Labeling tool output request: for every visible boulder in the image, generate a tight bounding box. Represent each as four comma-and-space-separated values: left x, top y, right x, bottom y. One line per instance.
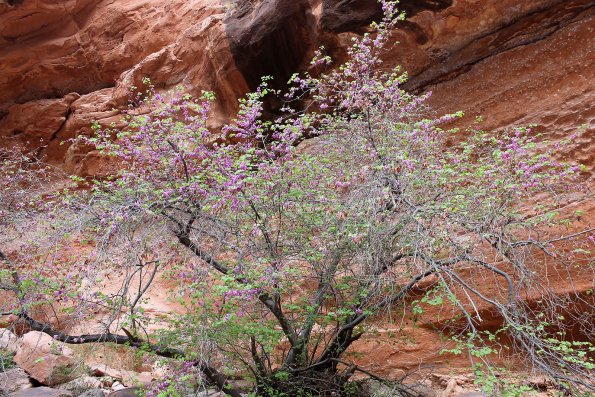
0, 367, 32, 394
13, 331, 77, 386
95, 377, 115, 388
89, 365, 153, 387
120, 371, 153, 387
106, 387, 141, 397
0, 329, 18, 353
109, 382, 125, 392
525, 375, 551, 390
89, 365, 122, 380
57, 376, 102, 395
78, 390, 106, 397
9, 387, 72, 397
359, 379, 404, 397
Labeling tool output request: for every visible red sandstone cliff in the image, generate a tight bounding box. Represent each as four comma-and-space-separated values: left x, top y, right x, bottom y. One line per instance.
1, 0, 593, 176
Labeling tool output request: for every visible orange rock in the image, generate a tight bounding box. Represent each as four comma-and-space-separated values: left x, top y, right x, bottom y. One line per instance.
0, 94, 80, 152
13, 331, 77, 386
89, 364, 123, 380
6, 0, 592, 177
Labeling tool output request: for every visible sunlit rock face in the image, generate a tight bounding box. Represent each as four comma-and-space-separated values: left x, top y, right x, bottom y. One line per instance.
0, 0, 593, 375
1, 0, 592, 176
0, 0, 244, 173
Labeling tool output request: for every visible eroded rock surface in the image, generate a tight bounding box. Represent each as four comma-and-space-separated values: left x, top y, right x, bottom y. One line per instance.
0, 0, 243, 172
3, 0, 591, 176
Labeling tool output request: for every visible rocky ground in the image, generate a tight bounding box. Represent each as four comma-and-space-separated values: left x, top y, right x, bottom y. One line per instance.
0, 328, 567, 396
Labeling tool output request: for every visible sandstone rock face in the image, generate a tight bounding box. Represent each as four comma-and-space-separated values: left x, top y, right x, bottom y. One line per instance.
1, 0, 592, 178
13, 331, 76, 386
225, 0, 314, 91
0, 94, 80, 152
0, 0, 244, 173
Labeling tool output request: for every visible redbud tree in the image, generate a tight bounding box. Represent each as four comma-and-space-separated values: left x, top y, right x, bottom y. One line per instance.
1, 1, 594, 396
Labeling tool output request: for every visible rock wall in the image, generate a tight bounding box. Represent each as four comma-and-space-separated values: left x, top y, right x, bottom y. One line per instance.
0, 0, 244, 174
1, 0, 593, 176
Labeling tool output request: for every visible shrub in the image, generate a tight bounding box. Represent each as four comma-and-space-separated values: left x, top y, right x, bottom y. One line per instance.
1, 1, 593, 395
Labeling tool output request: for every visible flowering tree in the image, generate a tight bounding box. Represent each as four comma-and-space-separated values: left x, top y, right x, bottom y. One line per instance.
2, 2, 594, 396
